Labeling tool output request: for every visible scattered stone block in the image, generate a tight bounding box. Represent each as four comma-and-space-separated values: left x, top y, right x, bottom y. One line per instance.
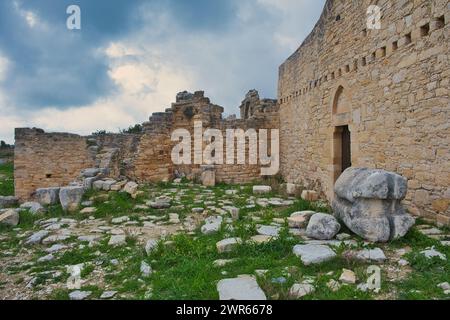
289, 283, 315, 298
306, 213, 341, 240
216, 238, 242, 253
253, 186, 272, 194
0, 209, 19, 226
123, 181, 139, 196
217, 276, 267, 300
59, 186, 84, 212
108, 235, 126, 246
339, 269, 356, 284
69, 290, 91, 301
201, 216, 223, 235
333, 168, 414, 242
257, 225, 281, 237
293, 244, 337, 265
35, 187, 60, 205
0, 196, 18, 208
355, 248, 387, 263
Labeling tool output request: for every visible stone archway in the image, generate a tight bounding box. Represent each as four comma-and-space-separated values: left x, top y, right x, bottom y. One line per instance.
331, 84, 353, 183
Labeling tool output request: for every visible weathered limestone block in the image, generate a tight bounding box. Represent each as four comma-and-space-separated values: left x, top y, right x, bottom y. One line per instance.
20, 202, 46, 214
0, 196, 18, 208
306, 213, 341, 240
35, 187, 60, 205
201, 165, 216, 187
123, 181, 138, 196
59, 186, 84, 212
286, 183, 298, 195
217, 276, 267, 300
81, 168, 100, 178
0, 209, 19, 226
332, 168, 414, 242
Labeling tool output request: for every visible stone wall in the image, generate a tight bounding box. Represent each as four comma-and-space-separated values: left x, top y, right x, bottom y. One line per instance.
14, 90, 280, 199
14, 128, 96, 200
278, 0, 449, 225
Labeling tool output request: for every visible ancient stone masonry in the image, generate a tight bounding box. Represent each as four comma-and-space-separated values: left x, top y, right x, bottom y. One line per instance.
278, 0, 450, 225
14, 90, 279, 200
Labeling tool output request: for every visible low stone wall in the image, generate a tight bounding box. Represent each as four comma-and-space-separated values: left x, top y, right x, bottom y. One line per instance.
14, 128, 96, 200
14, 90, 281, 200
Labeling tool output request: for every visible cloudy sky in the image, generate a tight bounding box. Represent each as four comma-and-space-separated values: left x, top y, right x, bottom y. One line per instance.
0, 0, 326, 144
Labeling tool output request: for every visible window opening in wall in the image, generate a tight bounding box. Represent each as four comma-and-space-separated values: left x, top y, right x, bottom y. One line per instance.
420, 23, 430, 37
435, 15, 445, 29
404, 32, 412, 45
392, 41, 398, 51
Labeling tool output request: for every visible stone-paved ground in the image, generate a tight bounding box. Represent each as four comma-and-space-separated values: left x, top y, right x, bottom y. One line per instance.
0, 172, 449, 300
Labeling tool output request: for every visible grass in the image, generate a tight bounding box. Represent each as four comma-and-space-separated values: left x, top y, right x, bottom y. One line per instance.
0, 162, 14, 196
1, 163, 449, 300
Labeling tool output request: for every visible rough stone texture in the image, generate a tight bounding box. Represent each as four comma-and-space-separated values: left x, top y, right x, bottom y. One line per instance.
201, 165, 216, 187
293, 244, 336, 265
14, 90, 279, 200
289, 283, 315, 298
0, 196, 18, 208
123, 181, 138, 196
288, 214, 309, 229
253, 186, 272, 194
0, 209, 19, 226
69, 291, 91, 301
278, 0, 450, 226
59, 187, 84, 212
35, 187, 60, 205
355, 248, 387, 263
333, 168, 415, 242
20, 202, 46, 215
217, 276, 267, 300
306, 213, 341, 240
257, 225, 281, 237
216, 238, 242, 253
201, 216, 223, 235
14, 129, 96, 200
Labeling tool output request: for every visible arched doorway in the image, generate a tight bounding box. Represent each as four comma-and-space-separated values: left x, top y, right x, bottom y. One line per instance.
332, 85, 352, 182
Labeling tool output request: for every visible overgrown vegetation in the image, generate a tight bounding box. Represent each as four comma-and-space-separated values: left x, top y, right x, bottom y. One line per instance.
0, 165, 448, 300
0, 162, 14, 196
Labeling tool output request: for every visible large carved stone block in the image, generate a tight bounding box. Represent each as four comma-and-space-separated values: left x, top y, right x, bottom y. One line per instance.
332, 168, 415, 242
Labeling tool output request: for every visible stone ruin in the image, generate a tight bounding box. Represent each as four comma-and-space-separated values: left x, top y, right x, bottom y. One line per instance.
333, 168, 415, 242
12, 90, 279, 203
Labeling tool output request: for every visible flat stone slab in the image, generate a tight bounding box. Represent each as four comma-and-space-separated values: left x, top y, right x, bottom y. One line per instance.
108, 235, 126, 246
253, 186, 272, 194
69, 290, 91, 300
293, 244, 337, 265
217, 276, 267, 300
201, 216, 223, 235
100, 291, 118, 299
257, 225, 281, 237
355, 248, 387, 263
250, 235, 273, 244
26, 230, 50, 245
216, 238, 242, 253
289, 283, 315, 298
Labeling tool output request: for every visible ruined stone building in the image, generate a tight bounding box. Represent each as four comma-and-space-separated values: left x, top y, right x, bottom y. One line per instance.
13, 0, 449, 226
278, 0, 449, 225
14, 90, 279, 200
